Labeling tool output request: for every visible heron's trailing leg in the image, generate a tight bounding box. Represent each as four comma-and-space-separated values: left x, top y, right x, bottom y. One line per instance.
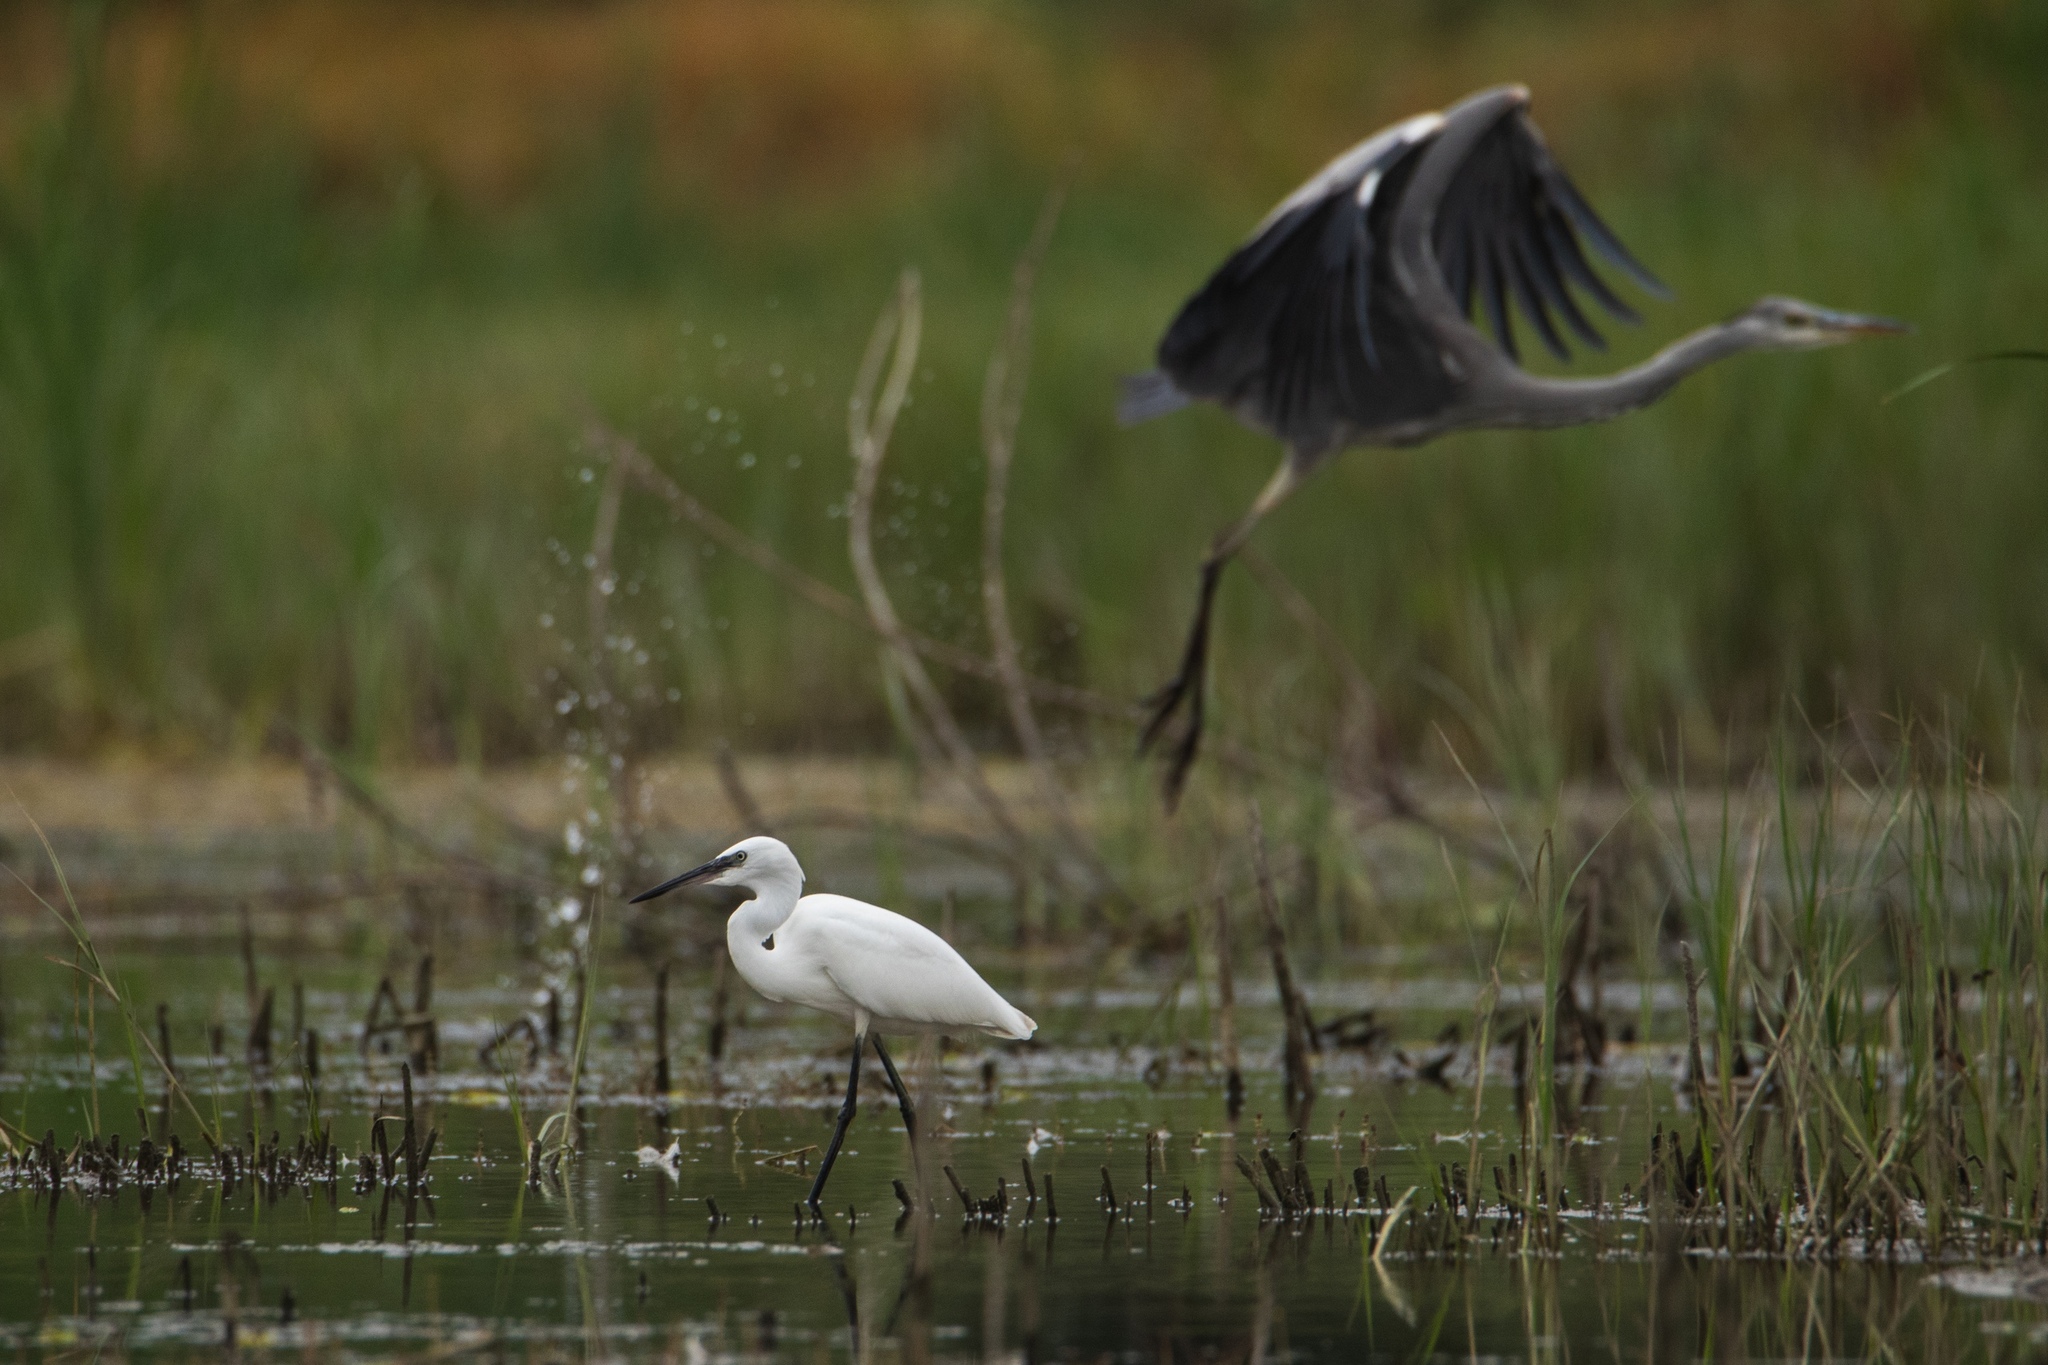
1139, 460, 1303, 807
808, 1029, 866, 1210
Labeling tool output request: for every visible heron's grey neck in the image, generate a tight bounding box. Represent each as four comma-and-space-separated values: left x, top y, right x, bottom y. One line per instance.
727, 871, 803, 939
1473, 322, 1757, 429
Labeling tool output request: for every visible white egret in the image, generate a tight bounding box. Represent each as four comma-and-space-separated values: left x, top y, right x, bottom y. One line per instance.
630, 835, 1037, 1210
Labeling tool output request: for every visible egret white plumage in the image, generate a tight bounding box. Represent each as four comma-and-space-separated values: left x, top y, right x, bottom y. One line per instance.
630, 835, 1036, 1210
1123, 84, 1908, 806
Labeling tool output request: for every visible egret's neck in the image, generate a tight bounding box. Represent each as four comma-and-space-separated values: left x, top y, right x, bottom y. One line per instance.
725, 869, 803, 942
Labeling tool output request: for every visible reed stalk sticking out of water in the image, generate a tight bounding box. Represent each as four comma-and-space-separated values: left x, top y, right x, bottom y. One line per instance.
5, 802, 221, 1148
537, 891, 603, 1162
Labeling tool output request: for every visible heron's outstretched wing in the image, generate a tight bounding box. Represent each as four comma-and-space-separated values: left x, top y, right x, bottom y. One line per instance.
1430, 107, 1667, 365
791, 895, 1035, 1039
1143, 114, 1455, 456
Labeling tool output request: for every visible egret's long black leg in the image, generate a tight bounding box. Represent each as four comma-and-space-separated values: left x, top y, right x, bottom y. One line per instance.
808, 1031, 865, 1210
870, 1035, 919, 1152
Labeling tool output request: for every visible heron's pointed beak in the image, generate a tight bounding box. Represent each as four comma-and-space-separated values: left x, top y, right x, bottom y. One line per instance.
1819, 307, 1912, 337
630, 850, 745, 904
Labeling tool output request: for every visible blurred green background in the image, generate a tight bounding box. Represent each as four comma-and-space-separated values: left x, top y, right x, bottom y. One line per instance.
1, 0, 2043, 786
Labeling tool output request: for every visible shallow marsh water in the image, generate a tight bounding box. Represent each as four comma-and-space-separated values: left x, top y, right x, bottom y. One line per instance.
2, 857, 2046, 1361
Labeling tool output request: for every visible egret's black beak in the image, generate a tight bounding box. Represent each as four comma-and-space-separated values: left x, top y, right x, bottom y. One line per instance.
630, 851, 745, 904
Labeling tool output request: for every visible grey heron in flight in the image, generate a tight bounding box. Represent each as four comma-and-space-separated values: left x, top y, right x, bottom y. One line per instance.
1122, 85, 1905, 806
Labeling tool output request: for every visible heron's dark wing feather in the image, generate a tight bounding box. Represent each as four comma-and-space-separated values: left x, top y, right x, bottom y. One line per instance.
1153, 122, 1458, 455
1432, 109, 1663, 363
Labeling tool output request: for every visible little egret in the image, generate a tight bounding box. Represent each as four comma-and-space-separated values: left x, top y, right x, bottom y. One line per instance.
1121, 84, 1907, 805
630, 835, 1036, 1210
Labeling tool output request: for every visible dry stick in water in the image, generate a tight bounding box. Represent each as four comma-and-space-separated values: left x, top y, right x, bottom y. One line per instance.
1251, 804, 1315, 1124
944, 1165, 974, 1213
652, 963, 671, 1098
248, 988, 274, 1071
411, 955, 438, 1074
1680, 942, 1710, 1119
706, 951, 729, 1066
845, 272, 1037, 883
977, 183, 1119, 906
401, 1061, 419, 1193
1214, 892, 1244, 1120
239, 904, 259, 1016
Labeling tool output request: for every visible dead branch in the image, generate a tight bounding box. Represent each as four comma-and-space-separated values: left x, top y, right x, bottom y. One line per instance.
980, 186, 1067, 775
979, 185, 1122, 903
845, 270, 1038, 884
1251, 801, 1316, 1124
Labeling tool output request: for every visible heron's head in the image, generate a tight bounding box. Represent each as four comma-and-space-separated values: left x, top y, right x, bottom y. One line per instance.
1735, 296, 1910, 350
629, 835, 803, 903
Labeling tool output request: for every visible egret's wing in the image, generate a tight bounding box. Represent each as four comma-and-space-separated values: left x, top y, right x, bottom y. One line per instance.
793, 896, 1031, 1039
1430, 108, 1666, 365
1152, 115, 1453, 455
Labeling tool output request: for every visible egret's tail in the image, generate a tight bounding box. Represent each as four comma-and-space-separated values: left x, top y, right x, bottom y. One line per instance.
985, 1007, 1037, 1042
1117, 369, 1190, 426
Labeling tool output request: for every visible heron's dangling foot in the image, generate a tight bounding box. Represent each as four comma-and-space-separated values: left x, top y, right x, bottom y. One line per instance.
1139, 559, 1225, 810
807, 1032, 866, 1210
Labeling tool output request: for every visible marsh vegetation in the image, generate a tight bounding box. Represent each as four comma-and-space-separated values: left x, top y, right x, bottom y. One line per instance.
4, 1, 2048, 1358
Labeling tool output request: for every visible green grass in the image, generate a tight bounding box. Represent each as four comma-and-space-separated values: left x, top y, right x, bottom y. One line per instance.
0, 1, 2045, 786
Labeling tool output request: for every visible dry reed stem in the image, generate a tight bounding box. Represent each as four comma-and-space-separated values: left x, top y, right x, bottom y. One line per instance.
5, 805, 222, 1146
978, 183, 1121, 904
1212, 891, 1242, 1118
846, 271, 1036, 883
1250, 802, 1314, 1123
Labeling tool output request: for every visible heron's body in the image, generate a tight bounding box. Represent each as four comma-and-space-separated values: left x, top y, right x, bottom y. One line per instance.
632, 835, 1034, 1210
1124, 85, 1906, 804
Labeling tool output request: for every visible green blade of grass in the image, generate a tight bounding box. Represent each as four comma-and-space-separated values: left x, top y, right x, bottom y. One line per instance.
1881, 349, 2048, 404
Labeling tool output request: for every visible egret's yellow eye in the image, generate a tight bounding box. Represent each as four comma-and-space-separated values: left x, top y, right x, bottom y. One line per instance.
733, 851, 747, 864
